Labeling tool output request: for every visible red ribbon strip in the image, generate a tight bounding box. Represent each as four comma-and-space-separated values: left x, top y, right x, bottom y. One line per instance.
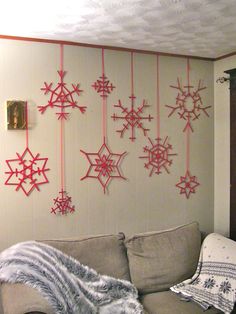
102, 48, 107, 142
156, 55, 160, 138
186, 58, 190, 171
25, 101, 29, 148
60, 44, 65, 190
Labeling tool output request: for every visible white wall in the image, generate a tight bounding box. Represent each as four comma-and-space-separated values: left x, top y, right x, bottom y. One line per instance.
0, 39, 214, 250
214, 55, 236, 236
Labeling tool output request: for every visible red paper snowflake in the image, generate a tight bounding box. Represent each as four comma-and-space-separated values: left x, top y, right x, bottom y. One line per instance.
38, 70, 86, 120
51, 189, 75, 215
140, 137, 177, 176
176, 170, 200, 198
81, 141, 126, 193
92, 73, 115, 98
166, 79, 211, 132
5, 147, 49, 196
111, 94, 153, 141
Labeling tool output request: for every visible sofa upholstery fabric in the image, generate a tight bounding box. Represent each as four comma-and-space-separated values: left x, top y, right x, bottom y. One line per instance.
140, 291, 222, 314
125, 222, 201, 294
1, 283, 54, 314
0, 224, 225, 314
0, 241, 142, 314
42, 232, 130, 281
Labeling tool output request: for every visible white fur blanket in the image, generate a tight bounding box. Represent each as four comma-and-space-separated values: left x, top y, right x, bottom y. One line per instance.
0, 241, 143, 314
171, 233, 236, 314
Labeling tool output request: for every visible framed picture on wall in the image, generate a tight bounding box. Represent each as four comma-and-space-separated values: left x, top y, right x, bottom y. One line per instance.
7, 100, 26, 130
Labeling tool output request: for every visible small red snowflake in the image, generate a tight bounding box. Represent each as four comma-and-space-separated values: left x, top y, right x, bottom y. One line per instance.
111, 94, 153, 141
176, 170, 200, 198
38, 70, 86, 120
5, 147, 49, 196
166, 78, 211, 132
81, 141, 126, 193
92, 73, 115, 98
51, 189, 75, 215
140, 137, 177, 176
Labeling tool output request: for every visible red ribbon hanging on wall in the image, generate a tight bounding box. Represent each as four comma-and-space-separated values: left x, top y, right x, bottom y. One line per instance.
81, 48, 126, 193
51, 44, 75, 215
139, 55, 177, 176
111, 51, 153, 141
175, 58, 200, 198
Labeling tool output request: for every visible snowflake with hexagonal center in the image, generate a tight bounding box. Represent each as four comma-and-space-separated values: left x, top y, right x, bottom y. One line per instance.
111, 94, 153, 141
5, 147, 49, 196
38, 70, 86, 120
140, 137, 177, 176
81, 142, 126, 193
166, 78, 211, 132
92, 73, 115, 98
176, 170, 200, 198
95, 154, 113, 176
51, 189, 75, 215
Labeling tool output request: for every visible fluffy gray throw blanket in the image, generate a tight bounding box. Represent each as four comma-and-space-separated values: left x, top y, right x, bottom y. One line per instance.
171, 233, 236, 314
0, 241, 143, 314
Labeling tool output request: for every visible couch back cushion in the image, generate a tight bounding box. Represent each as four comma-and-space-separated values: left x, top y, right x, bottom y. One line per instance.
41, 233, 130, 281
125, 222, 201, 294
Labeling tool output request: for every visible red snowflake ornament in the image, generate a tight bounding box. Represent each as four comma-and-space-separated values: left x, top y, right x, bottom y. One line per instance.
92, 73, 115, 98
140, 137, 177, 176
38, 70, 86, 120
51, 189, 75, 215
111, 95, 153, 141
176, 170, 200, 199
5, 147, 49, 196
81, 141, 126, 193
166, 78, 211, 132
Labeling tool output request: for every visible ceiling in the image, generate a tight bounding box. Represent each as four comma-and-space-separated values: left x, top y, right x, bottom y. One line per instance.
1, 0, 236, 58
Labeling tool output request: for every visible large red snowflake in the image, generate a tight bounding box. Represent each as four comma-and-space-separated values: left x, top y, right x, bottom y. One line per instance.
5, 147, 49, 196
81, 141, 126, 193
38, 70, 86, 120
176, 170, 200, 198
111, 94, 153, 141
51, 189, 75, 215
140, 137, 177, 176
166, 79, 211, 132
92, 73, 115, 98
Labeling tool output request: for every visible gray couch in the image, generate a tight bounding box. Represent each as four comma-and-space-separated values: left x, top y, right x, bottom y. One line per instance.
0, 222, 226, 314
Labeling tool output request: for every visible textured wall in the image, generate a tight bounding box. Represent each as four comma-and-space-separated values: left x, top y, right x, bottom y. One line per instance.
0, 39, 214, 250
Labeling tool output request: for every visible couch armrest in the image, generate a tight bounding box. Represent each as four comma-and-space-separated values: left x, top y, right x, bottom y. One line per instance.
1, 283, 54, 314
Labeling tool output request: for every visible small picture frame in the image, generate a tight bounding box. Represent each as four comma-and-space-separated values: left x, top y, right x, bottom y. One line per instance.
7, 100, 26, 130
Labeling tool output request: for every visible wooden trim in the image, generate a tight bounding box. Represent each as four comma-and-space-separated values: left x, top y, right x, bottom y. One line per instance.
229, 70, 236, 240
0, 34, 214, 61
215, 51, 236, 61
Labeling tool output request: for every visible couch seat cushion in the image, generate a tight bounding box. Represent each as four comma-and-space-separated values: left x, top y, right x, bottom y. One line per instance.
41, 233, 130, 281
140, 291, 222, 314
125, 222, 201, 294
